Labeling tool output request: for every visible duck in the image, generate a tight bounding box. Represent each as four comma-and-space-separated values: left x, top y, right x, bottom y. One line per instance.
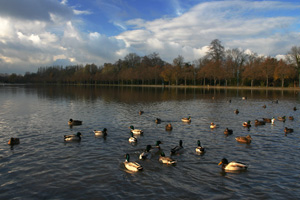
159, 151, 177, 165
289, 116, 294, 120
255, 119, 265, 126
284, 127, 294, 133
139, 110, 144, 115
165, 123, 173, 131
234, 109, 239, 114
235, 135, 252, 144
195, 140, 205, 154
171, 140, 184, 155
64, 132, 82, 142
263, 105, 266, 108
293, 107, 297, 111
128, 132, 137, 143
93, 128, 107, 137
155, 118, 162, 124
8, 137, 20, 145
68, 119, 82, 126
218, 158, 248, 172
224, 128, 233, 135
210, 122, 218, 129
243, 121, 251, 127
150, 141, 162, 154
124, 154, 143, 172
277, 116, 286, 122
181, 116, 191, 123
272, 99, 278, 103
242, 97, 247, 100
263, 118, 271, 123
271, 117, 275, 124
129, 125, 143, 134
139, 145, 152, 160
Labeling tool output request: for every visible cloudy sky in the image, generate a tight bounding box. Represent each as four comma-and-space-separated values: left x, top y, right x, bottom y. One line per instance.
0, 0, 300, 74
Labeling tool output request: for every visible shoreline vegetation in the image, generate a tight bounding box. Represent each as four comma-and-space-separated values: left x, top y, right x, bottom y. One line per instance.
2, 83, 300, 91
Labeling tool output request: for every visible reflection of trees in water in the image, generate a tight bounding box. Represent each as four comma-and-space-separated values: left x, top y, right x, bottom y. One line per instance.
32, 85, 299, 103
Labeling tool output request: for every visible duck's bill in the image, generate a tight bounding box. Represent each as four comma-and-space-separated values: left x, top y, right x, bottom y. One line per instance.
218, 161, 222, 165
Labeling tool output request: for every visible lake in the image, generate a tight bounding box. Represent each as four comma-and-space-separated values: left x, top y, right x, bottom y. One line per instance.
0, 85, 299, 199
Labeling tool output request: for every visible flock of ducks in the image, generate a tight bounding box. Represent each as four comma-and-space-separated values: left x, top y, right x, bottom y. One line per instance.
7, 100, 297, 174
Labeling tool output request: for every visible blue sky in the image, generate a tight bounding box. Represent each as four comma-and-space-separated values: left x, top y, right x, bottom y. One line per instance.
0, 0, 300, 74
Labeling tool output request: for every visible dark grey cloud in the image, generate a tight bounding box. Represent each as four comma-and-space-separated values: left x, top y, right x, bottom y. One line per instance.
0, 0, 73, 21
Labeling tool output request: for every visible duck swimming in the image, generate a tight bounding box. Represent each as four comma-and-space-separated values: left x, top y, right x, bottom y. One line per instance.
159, 152, 177, 165
224, 128, 233, 135
150, 141, 162, 154
165, 123, 173, 131
139, 145, 152, 160
210, 122, 218, 129
128, 132, 137, 143
195, 140, 205, 154
64, 132, 82, 142
93, 128, 107, 137
277, 116, 286, 122
181, 116, 191, 123
8, 137, 20, 145
218, 158, 248, 172
234, 109, 239, 114
124, 154, 143, 172
171, 140, 184, 155
129, 125, 143, 135
255, 119, 265, 126
155, 118, 162, 124
243, 121, 251, 127
284, 127, 294, 133
68, 119, 82, 126
235, 135, 252, 144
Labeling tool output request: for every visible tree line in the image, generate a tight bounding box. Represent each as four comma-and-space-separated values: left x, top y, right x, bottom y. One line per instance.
1, 39, 300, 87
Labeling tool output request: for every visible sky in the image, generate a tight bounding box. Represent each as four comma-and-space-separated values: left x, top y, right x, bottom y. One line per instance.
0, 0, 300, 74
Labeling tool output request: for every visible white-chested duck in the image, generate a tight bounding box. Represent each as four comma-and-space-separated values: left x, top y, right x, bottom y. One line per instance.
195, 140, 205, 154
64, 132, 82, 142
124, 154, 143, 172
139, 145, 152, 160
159, 151, 177, 165
181, 116, 191, 123
218, 158, 248, 172
128, 132, 137, 143
129, 125, 143, 135
93, 128, 107, 137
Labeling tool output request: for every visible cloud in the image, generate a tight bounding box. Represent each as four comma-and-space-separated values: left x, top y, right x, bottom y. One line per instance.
1, 0, 300, 74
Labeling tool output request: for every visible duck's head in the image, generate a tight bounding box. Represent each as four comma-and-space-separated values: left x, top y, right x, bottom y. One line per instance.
156, 141, 162, 146
211, 122, 214, 125
218, 158, 229, 166
103, 128, 107, 132
125, 154, 130, 161
179, 140, 183, 147
197, 140, 201, 146
247, 120, 251, 124
129, 125, 134, 130
76, 132, 82, 136
246, 135, 252, 140
69, 119, 73, 122
146, 145, 152, 152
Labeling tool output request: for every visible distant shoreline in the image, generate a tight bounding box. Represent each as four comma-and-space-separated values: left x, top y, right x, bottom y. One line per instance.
2, 83, 300, 91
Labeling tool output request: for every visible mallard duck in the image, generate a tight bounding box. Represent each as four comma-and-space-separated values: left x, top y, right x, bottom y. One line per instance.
255, 119, 265, 126
263, 118, 271, 123
195, 140, 205, 154
263, 105, 266, 108
128, 132, 137, 143
64, 132, 82, 141
68, 119, 82, 126
129, 125, 143, 134
181, 116, 191, 123
293, 107, 297, 111
159, 152, 177, 165
224, 128, 233, 135
171, 140, 184, 155
243, 121, 251, 127
93, 128, 107, 137
139, 145, 152, 160
124, 154, 143, 172
218, 158, 248, 172
155, 118, 162, 124
242, 97, 247, 100
165, 123, 173, 131
234, 109, 239, 114
139, 110, 144, 115
284, 127, 294, 133
210, 122, 218, 129
150, 141, 162, 154
277, 116, 286, 122
289, 116, 294, 120
8, 137, 20, 145
235, 135, 252, 144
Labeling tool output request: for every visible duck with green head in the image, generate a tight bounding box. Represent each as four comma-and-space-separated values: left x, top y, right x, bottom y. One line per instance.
124, 154, 143, 172
159, 151, 177, 165
218, 158, 248, 172
129, 125, 143, 135
128, 132, 137, 143
195, 140, 205, 154
139, 145, 152, 160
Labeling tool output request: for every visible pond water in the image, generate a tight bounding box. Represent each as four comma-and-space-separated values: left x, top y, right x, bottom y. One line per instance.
0, 85, 299, 199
